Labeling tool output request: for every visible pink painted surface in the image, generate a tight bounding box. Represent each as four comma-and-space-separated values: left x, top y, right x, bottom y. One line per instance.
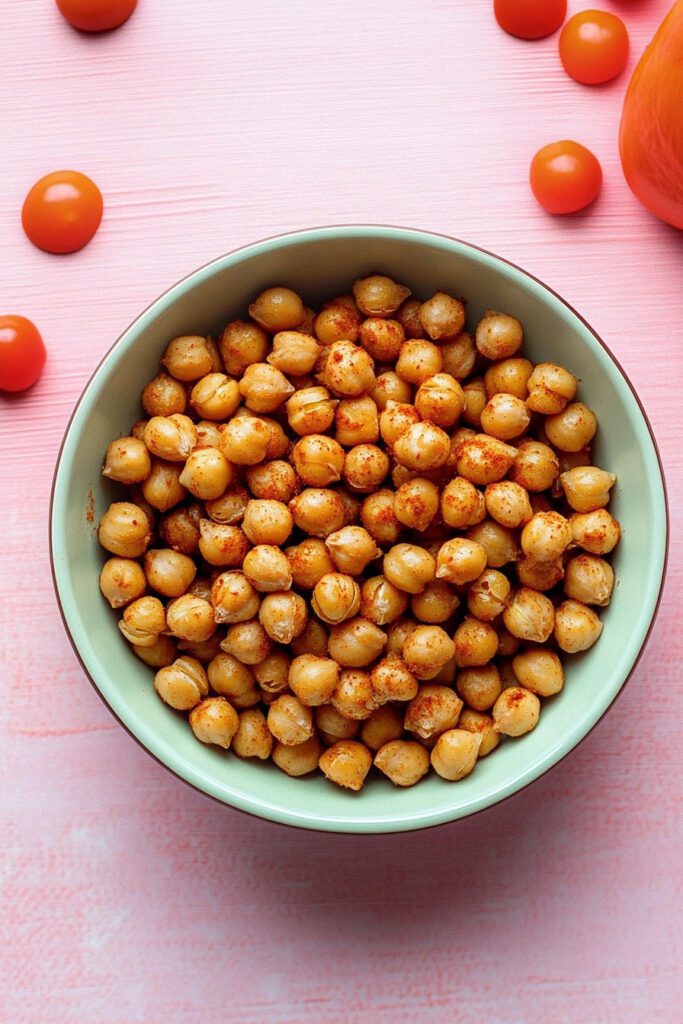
1, 1, 681, 1021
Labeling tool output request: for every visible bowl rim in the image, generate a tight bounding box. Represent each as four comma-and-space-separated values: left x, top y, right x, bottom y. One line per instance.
49, 224, 669, 834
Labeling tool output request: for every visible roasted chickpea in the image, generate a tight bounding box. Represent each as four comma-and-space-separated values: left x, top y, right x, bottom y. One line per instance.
405, 685, 463, 741
143, 548, 196, 597
392, 478, 438, 532
503, 588, 555, 643
267, 693, 314, 745
554, 599, 604, 652
343, 443, 390, 492
466, 520, 519, 568
141, 372, 187, 417
157, 504, 200, 555
456, 434, 517, 485
232, 708, 273, 759
519, 511, 571, 563
395, 297, 426, 338
352, 275, 411, 317
288, 434, 344, 488
360, 704, 404, 751
236, 363, 293, 414
102, 436, 151, 485
211, 571, 261, 624
456, 665, 502, 711
383, 544, 436, 595
249, 287, 304, 332
270, 735, 320, 775
252, 652, 290, 696
371, 370, 413, 410
456, 709, 499, 756
284, 654, 338, 707
359, 318, 405, 361
286, 386, 337, 436
393, 422, 451, 472
177, 631, 223, 665
291, 618, 329, 658
99, 557, 147, 609
314, 305, 360, 345
410, 580, 460, 624
133, 634, 177, 669
467, 569, 510, 621
287, 538, 335, 589
361, 489, 401, 545
560, 467, 616, 513
509, 440, 559, 492
189, 373, 240, 421
526, 362, 577, 414
242, 545, 293, 593
431, 729, 482, 780
219, 320, 269, 376
219, 415, 271, 465
312, 573, 361, 625
437, 478, 482, 532
289, 488, 346, 538
492, 686, 540, 737
374, 740, 430, 787
207, 652, 258, 706
242, 499, 293, 546
315, 705, 360, 745
178, 447, 232, 502
395, 339, 443, 385
570, 509, 621, 555
203, 488, 249, 527
323, 526, 379, 577
331, 670, 376, 720
462, 378, 487, 428
480, 393, 530, 440
166, 594, 216, 643
483, 357, 533, 399
437, 334, 474, 381
188, 697, 239, 749
544, 402, 597, 452
141, 460, 187, 512
403, 625, 456, 680
322, 341, 376, 398
98, 501, 152, 558
497, 626, 521, 658
259, 592, 308, 644
512, 649, 564, 697
418, 292, 465, 340
359, 576, 409, 627
154, 656, 208, 710
379, 401, 421, 447
319, 739, 373, 790
484, 481, 532, 529
118, 595, 166, 647
327, 616, 387, 668
516, 556, 564, 592
244, 461, 298, 504
220, 619, 272, 665
161, 335, 213, 382
476, 311, 523, 360
332, 396, 378, 447
436, 538, 487, 586
266, 331, 321, 376
453, 617, 498, 667
415, 373, 466, 428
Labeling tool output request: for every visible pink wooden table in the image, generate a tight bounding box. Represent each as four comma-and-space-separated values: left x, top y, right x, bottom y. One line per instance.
2, 2, 681, 1021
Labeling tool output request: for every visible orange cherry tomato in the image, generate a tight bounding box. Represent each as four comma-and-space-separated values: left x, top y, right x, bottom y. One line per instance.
55, 0, 137, 32
0, 317, 46, 393
560, 10, 629, 85
22, 171, 103, 255
530, 141, 603, 215
494, 0, 567, 41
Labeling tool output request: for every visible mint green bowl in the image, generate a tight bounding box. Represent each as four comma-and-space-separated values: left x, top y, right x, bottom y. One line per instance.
50, 226, 667, 833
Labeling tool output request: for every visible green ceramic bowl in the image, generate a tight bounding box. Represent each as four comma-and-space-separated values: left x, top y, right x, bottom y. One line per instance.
50, 226, 667, 833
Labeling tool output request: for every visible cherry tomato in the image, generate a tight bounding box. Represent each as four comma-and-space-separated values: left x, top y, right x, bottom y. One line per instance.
560, 11, 629, 85
530, 141, 603, 215
494, 0, 567, 41
0, 317, 46, 393
22, 171, 103, 255
55, 0, 137, 32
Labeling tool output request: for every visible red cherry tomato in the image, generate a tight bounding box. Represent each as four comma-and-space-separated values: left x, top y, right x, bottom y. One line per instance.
0, 317, 46, 393
55, 0, 137, 32
22, 171, 103, 255
530, 141, 603, 215
494, 0, 567, 40
560, 10, 629, 85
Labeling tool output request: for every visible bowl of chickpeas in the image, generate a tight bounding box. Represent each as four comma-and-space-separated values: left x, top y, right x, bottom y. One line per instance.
51, 226, 667, 832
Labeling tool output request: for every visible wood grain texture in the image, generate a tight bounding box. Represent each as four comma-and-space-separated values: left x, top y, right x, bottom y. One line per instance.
1, 1, 681, 1022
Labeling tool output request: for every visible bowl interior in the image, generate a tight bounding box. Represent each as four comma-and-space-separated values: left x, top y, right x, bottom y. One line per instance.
51, 227, 667, 833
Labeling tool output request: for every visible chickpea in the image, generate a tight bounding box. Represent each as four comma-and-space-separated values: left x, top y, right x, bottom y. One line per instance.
312, 573, 361, 625
98, 502, 152, 558
198, 522, 249, 569
207, 652, 258, 706
456, 665, 502, 711
154, 656, 209, 710
177, 631, 223, 665
142, 548, 195, 598
530, 493, 555, 515
405, 685, 463, 741
287, 538, 335, 590
343, 443, 390, 492
142, 372, 187, 417
177, 447, 231, 501
352, 274, 411, 317
267, 693, 314, 745
259, 592, 308, 644
467, 569, 510, 622
289, 488, 345, 538
395, 339, 443, 385
403, 625, 456, 680
219, 619, 272, 666
544, 402, 597, 452
431, 729, 482, 781
509, 440, 559, 492
314, 305, 360, 345
203, 488, 249, 528
457, 709, 500, 756
453, 617, 498, 667
466, 520, 519, 568
379, 401, 421, 447
253, 650, 291, 693
395, 297, 426, 338
330, 669, 376, 720
516, 556, 564, 592
219, 320, 269, 376
161, 335, 213, 382
232, 708, 273, 760
436, 538, 487, 586
333, 396, 379, 446
188, 373, 240, 421
483, 357, 532, 399
415, 374, 465, 428
248, 286, 304, 332
286, 386, 337, 436
560, 466, 616, 513
242, 545, 292, 593
337, 488, 361, 526
361, 490, 401, 545
286, 654, 340, 708
290, 614, 329, 655
327, 616, 387, 668
188, 697, 239, 749
410, 580, 460, 624
241, 499, 293, 547
99, 557, 146, 608
102, 436, 151, 486
492, 686, 540, 737
245, 461, 299, 504
393, 422, 451, 472
374, 739, 430, 787
272, 735, 322, 775
480, 393, 530, 441
503, 588, 555, 643
383, 544, 436, 595
437, 478, 483, 531
439, 332, 476, 380
554, 599, 604, 653
322, 340, 376, 398
418, 292, 466, 340
265, 331, 320, 376
497, 627, 520, 658
219, 415, 271, 465
195, 422, 226, 451
371, 370, 413, 410
360, 576, 409, 626
165, 594, 216, 643
475, 311, 523, 360
456, 433, 517, 485
141, 460, 186, 512
391, 478, 438, 533
361, 704, 405, 751
484, 481, 532, 529
525, 362, 577, 414
319, 739, 373, 790
118, 595, 165, 647
237, 362, 294, 414
158, 505, 200, 556
325, 525, 379, 576
359, 318, 405, 361
315, 705, 360, 745
570, 508, 621, 555
256, 415, 290, 460
462, 378, 487, 428
288, 434, 343, 488
511, 649, 563, 698
211, 571, 260, 624
133, 634, 177, 669
519, 511, 570, 564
